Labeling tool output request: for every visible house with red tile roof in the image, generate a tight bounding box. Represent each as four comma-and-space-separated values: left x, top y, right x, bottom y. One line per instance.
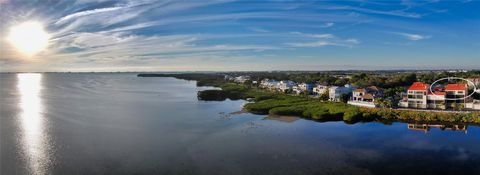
399, 82, 473, 110
402, 82, 431, 109
445, 83, 468, 108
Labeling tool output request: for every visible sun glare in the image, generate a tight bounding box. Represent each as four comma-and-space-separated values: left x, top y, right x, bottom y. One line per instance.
7, 21, 50, 56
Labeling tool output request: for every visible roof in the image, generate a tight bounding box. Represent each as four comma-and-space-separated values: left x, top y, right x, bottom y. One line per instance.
361, 93, 374, 100
408, 82, 429, 91
354, 88, 366, 93
445, 84, 467, 91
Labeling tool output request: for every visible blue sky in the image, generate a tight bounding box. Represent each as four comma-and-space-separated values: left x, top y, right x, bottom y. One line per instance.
0, 0, 479, 72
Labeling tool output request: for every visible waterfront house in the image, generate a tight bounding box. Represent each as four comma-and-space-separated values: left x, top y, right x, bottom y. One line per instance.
399, 82, 472, 110
426, 91, 446, 109
298, 83, 313, 93
313, 84, 328, 95
351, 86, 383, 102
445, 83, 468, 108
294, 83, 314, 94
399, 82, 446, 109
293, 85, 301, 94
329, 84, 354, 102
260, 79, 279, 90
348, 86, 383, 108
403, 82, 429, 108
278, 80, 297, 92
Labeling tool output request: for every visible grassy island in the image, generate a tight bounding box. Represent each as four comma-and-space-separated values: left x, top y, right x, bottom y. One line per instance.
138, 73, 480, 124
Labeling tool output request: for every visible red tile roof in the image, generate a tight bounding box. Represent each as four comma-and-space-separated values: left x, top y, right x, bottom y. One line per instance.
354, 88, 366, 93
361, 93, 374, 100
445, 84, 467, 91
408, 82, 429, 91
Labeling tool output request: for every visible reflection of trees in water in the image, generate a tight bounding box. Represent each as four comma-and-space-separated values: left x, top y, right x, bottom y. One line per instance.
407, 123, 468, 134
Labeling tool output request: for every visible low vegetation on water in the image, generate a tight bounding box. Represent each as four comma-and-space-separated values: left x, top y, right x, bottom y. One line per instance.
244, 96, 480, 123
205, 84, 480, 124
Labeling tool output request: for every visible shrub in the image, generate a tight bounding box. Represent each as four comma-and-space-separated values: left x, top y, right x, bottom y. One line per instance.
343, 108, 362, 121
269, 106, 306, 116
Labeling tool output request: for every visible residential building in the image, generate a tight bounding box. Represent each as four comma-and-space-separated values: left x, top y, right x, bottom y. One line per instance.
404, 82, 429, 109
313, 85, 328, 95
351, 86, 383, 102
260, 79, 279, 90
445, 83, 468, 108
426, 91, 446, 109
299, 83, 314, 92
329, 84, 354, 101
399, 82, 472, 110
234, 76, 250, 83
292, 85, 301, 94
348, 86, 383, 108
278, 80, 297, 92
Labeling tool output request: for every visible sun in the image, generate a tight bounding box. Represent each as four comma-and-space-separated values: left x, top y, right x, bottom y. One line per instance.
7, 21, 50, 56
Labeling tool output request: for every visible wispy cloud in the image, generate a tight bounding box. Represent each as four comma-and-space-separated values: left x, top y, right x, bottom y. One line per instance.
322, 22, 334, 28
286, 38, 359, 48
319, 5, 423, 18
390, 32, 432, 41
247, 27, 270, 33
55, 6, 124, 25
290, 32, 335, 39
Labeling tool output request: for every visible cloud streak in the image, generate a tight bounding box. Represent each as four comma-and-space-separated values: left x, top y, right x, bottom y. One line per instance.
390, 32, 432, 41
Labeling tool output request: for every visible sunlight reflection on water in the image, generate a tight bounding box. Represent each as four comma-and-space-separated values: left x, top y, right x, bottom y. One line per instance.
17, 73, 51, 174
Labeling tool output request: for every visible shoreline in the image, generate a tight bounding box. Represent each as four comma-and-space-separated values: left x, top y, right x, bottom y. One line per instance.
137, 74, 480, 125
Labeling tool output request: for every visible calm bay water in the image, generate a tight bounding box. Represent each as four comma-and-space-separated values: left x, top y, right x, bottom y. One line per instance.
1, 73, 479, 175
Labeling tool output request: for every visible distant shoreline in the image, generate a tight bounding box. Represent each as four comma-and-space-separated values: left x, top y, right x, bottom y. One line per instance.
4, 69, 480, 74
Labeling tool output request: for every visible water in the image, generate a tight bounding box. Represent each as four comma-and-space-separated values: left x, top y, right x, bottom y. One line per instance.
1, 73, 479, 175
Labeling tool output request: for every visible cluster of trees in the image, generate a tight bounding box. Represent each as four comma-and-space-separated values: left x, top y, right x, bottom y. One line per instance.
139, 70, 480, 91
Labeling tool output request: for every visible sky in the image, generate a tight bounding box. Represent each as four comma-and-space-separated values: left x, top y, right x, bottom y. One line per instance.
0, 0, 479, 72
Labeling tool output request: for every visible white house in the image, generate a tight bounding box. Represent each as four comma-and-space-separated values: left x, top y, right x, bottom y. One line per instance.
313, 85, 329, 95
293, 83, 314, 94
278, 80, 297, 92
234, 76, 250, 83
260, 79, 279, 90
299, 83, 314, 92
351, 86, 383, 102
292, 85, 301, 94
329, 84, 354, 101
399, 82, 471, 110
